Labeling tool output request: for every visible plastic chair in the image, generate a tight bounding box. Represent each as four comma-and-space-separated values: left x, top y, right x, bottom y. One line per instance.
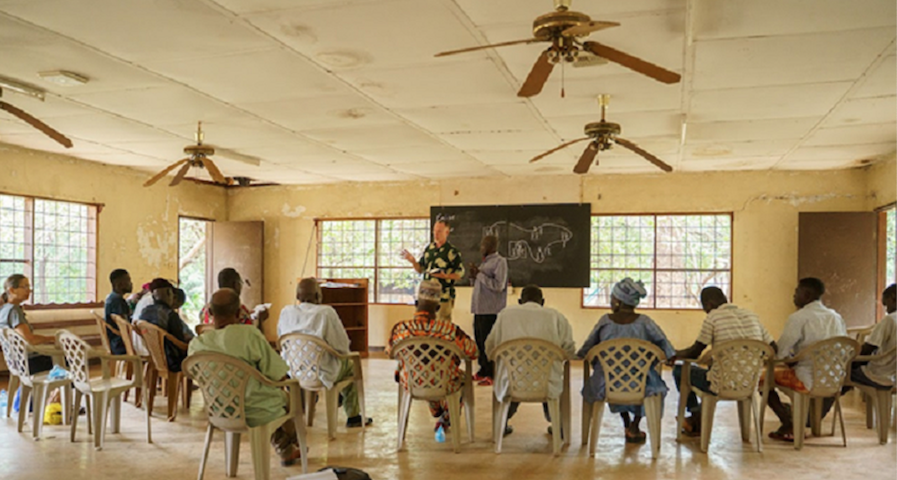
489, 338, 569, 455
761, 337, 858, 450
91, 310, 117, 355
389, 337, 474, 453
0, 328, 73, 440
278, 333, 367, 440
56, 329, 149, 449
111, 314, 152, 408
681, 340, 773, 453
183, 351, 309, 479
581, 338, 666, 459
848, 346, 896, 445
133, 320, 192, 421
195, 324, 215, 336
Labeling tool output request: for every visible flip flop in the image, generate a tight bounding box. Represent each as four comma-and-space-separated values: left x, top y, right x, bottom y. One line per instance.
625, 429, 647, 444
768, 427, 794, 443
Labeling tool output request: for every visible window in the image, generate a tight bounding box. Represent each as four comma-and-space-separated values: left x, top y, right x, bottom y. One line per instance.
0, 193, 98, 304
317, 219, 430, 303
886, 208, 896, 287
583, 214, 732, 309
178, 217, 210, 325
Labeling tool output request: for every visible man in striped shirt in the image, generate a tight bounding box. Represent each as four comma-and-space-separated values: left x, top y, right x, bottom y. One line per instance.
673, 286, 776, 435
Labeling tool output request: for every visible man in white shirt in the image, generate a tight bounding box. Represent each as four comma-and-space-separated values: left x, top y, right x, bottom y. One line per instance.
852, 284, 896, 388
277, 277, 372, 428
673, 286, 776, 435
485, 285, 575, 436
767, 277, 847, 442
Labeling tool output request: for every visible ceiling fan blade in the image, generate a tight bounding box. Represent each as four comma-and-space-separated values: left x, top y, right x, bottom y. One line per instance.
573, 143, 599, 174
583, 41, 681, 84
0, 100, 73, 148
614, 137, 673, 172
517, 50, 555, 97
561, 21, 620, 37
143, 158, 189, 187
435, 38, 541, 57
199, 157, 227, 184
529, 137, 590, 163
169, 161, 193, 186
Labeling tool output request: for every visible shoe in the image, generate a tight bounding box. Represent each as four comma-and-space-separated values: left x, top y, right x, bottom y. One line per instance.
768, 425, 794, 443
680, 415, 701, 437
477, 377, 493, 387
346, 416, 373, 428
503, 425, 514, 437
279, 448, 303, 467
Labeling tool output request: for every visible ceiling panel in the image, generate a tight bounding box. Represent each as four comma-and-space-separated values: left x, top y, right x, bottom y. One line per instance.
394, 101, 545, 134
439, 129, 558, 151
686, 118, 818, 143
852, 55, 897, 99
242, 95, 399, 132
781, 143, 896, 163
689, 82, 853, 122
353, 144, 476, 165
528, 74, 682, 118
211, 0, 380, 15
546, 110, 683, 140
821, 96, 897, 127
454, 0, 685, 27
301, 124, 442, 150
679, 157, 780, 171
684, 139, 794, 160
68, 85, 238, 126
803, 123, 897, 147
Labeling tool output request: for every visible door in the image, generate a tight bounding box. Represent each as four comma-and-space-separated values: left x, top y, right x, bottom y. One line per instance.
798, 212, 877, 328
208, 221, 264, 309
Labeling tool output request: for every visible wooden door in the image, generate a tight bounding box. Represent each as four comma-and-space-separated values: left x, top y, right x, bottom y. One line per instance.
798, 212, 877, 328
208, 221, 264, 309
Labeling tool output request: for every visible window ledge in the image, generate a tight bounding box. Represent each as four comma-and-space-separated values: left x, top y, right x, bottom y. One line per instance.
23, 302, 103, 311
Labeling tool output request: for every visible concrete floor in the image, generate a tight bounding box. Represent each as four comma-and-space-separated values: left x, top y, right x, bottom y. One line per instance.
0, 358, 895, 480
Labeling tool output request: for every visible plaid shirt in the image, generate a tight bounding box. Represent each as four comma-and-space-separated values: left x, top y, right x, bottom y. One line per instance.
386, 311, 477, 394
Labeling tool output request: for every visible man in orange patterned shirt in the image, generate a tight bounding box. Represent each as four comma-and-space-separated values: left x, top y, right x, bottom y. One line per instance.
386, 279, 477, 431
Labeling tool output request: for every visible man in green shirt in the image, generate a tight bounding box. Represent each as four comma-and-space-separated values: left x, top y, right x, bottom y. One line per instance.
403, 219, 465, 321
187, 288, 302, 466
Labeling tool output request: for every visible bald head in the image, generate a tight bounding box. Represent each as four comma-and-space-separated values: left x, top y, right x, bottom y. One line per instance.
296, 277, 322, 304
210, 288, 241, 328
700, 287, 728, 313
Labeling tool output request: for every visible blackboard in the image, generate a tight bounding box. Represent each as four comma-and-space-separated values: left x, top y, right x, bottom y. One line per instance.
430, 204, 591, 288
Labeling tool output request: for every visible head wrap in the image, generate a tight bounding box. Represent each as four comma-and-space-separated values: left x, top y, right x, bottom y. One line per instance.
148, 278, 173, 291
417, 279, 442, 303
612, 278, 647, 307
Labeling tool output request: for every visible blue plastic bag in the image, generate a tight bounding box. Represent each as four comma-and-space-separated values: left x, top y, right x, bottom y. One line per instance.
47, 365, 69, 380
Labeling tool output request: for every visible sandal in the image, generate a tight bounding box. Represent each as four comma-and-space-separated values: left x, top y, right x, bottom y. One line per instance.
768, 426, 794, 443
680, 416, 701, 437
279, 448, 303, 467
625, 427, 647, 444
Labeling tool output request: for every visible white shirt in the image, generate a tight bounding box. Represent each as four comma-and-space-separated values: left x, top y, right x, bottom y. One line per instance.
131, 294, 154, 321
277, 303, 350, 388
485, 302, 575, 400
777, 300, 847, 389
861, 312, 897, 387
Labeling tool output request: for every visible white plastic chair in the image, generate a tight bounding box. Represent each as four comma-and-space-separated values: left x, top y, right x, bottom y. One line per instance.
680, 339, 773, 453
0, 328, 72, 440
389, 337, 474, 453
761, 336, 858, 450
848, 346, 896, 445
278, 333, 366, 440
489, 338, 569, 455
56, 329, 149, 450
183, 351, 309, 479
581, 338, 666, 459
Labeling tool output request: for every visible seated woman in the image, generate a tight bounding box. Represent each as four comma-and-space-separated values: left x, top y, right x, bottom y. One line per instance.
577, 278, 675, 443
0, 274, 56, 374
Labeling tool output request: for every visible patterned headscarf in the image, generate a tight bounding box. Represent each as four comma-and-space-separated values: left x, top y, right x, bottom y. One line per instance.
612, 277, 647, 307
417, 279, 442, 303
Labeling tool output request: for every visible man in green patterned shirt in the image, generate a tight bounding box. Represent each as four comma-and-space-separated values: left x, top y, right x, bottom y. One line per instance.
403, 219, 465, 321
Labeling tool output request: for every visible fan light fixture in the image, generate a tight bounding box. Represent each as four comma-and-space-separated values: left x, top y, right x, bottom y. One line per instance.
38, 70, 89, 87
0, 75, 45, 101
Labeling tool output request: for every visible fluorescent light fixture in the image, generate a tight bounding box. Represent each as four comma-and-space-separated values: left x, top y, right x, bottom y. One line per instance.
0, 74, 45, 101
38, 70, 89, 87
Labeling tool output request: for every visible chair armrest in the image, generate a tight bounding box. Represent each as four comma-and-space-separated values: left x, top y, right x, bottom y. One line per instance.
162, 333, 190, 352
674, 357, 701, 365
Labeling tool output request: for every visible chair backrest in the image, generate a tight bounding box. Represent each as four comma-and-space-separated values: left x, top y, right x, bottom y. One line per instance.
183, 351, 261, 433
195, 324, 215, 336
111, 314, 137, 356
800, 336, 858, 397
279, 333, 340, 390
389, 336, 467, 400
490, 338, 568, 402
706, 339, 774, 399
133, 320, 171, 376
91, 310, 115, 355
584, 338, 666, 405
56, 329, 94, 388
0, 328, 30, 378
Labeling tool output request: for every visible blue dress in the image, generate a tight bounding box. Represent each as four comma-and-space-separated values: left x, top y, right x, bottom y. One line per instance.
577, 314, 675, 416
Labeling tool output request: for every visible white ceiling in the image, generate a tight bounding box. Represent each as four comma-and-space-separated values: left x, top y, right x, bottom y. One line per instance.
0, 0, 894, 184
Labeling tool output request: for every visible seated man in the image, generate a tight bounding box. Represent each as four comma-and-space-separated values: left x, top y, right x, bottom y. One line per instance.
386, 279, 477, 433
851, 284, 896, 389
277, 277, 372, 428
200, 268, 267, 327
104, 269, 133, 355
138, 278, 195, 372
188, 289, 303, 466
484, 285, 575, 436
673, 286, 776, 435
767, 277, 846, 442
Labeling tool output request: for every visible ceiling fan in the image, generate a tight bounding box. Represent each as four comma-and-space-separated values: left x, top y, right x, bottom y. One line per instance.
530, 94, 673, 174
0, 85, 73, 149
435, 0, 681, 97
144, 122, 229, 187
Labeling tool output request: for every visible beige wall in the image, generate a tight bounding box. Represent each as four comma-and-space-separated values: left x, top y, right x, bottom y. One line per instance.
228, 165, 895, 348
867, 156, 896, 210
0, 143, 228, 297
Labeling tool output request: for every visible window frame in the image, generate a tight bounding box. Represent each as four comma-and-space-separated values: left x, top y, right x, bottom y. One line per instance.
876, 203, 896, 320
1, 190, 102, 309
315, 216, 430, 305
582, 212, 735, 311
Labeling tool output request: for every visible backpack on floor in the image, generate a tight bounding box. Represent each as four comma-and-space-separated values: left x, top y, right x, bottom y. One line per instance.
317, 466, 372, 480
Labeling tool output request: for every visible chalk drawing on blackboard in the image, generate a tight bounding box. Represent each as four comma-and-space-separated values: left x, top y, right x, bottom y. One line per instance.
483, 221, 573, 264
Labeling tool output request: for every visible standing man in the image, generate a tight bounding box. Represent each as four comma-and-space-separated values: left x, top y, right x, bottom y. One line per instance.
469, 235, 508, 386
402, 219, 464, 321
104, 269, 133, 355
